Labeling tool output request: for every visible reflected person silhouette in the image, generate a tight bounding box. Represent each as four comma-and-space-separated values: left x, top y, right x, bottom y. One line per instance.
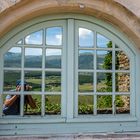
3, 80, 36, 115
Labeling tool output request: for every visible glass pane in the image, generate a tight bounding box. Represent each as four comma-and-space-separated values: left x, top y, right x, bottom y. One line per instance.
79, 28, 94, 47
115, 95, 130, 114
24, 71, 42, 91
97, 50, 112, 70
45, 72, 61, 92
45, 95, 61, 115
25, 30, 43, 45
97, 95, 112, 114
25, 48, 42, 68
78, 72, 93, 92
115, 51, 130, 70
115, 44, 119, 48
97, 34, 112, 48
46, 49, 61, 68
3, 94, 20, 115
4, 70, 21, 91
46, 27, 62, 45
78, 95, 93, 115
16, 40, 23, 44
24, 95, 41, 115
97, 73, 112, 92
4, 47, 21, 68
79, 50, 94, 69
115, 73, 130, 92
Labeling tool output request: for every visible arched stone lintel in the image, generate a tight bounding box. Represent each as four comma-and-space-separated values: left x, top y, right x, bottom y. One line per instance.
0, 0, 140, 49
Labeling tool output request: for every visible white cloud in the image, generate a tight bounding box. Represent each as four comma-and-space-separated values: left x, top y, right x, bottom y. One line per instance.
46, 49, 61, 56
79, 28, 92, 38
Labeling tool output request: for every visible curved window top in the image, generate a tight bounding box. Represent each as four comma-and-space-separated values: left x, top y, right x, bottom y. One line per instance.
0, 18, 135, 118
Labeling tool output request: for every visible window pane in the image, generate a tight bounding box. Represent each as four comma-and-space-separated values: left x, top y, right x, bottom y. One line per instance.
79, 28, 94, 47
97, 95, 112, 114
79, 50, 94, 69
16, 40, 23, 45
4, 70, 21, 91
97, 34, 112, 48
97, 50, 112, 70
24, 71, 42, 91
46, 49, 61, 68
78, 72, 93, 92
115, 95, 130, 114
3, 94, 20, 115
45, 95, 61, 115
25, 48, 42, 68
45, 72, 61, 92
4, 47, 21, 68
24, 95, 41, 115
78, 95, 93, 115
25, 30, 43, 45
115, 51, 130, 70
46, 27, 62, 45
97, 73, 112, 92
115, 73, 130, 92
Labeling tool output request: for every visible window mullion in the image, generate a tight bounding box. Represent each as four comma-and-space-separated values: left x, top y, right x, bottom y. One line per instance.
112, 42, 116, 115
0, 52, 3, 117
94, 31, 97, 115
20, 46, 24, 116
41, 28, 46, 117
66, 19, 75, 119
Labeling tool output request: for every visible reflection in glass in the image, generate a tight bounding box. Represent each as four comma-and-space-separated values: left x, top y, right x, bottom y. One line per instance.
46, 49, 61, 68
4, 70, 21, 91
25, 48, 42, 68
97, 50, 112, 70
45, 95, 61, 115
115, 51, 130, 70
3, 94, 20, 115
79, 50, 94, 69
25, 30, 43, 45
46, 27, 62, 45
24, 95, 41, 115
97, 34, 111, 48
79, 28, 94, 47
45, 72, 61, 92
78, 95, 93, 115
115, 95, 130, 114
24, 71, 42, 91
16, 40, 23, 45
97, 73, 112, 92
97, 95, 112, 114
4, 47, 21, 68
115, 73, 130, 92
78, 72, 93, 92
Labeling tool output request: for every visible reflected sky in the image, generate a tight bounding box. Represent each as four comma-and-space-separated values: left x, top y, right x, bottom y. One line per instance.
46, 27, 62, 45
25, 30, 43, 45
97, 34, 110, 48
8, 47, 21, 53
79, 28, 94, 47
46, 49, 61, 56
25, 48, 42, 56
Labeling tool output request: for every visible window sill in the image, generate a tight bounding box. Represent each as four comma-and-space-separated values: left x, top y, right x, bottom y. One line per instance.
0, 115, 66, 124
67, 115, 137, 123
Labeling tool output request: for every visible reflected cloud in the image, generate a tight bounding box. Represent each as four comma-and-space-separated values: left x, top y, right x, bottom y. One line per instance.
46, 27, 62, 45
8, 47, 21, 53
46, 49, 61, 56
79, 28, 93, 38
25, 48, 42, 56
25, 30, 43, 45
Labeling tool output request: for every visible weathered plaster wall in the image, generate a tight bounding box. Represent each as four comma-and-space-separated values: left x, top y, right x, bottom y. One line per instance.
0, 0, 140, 49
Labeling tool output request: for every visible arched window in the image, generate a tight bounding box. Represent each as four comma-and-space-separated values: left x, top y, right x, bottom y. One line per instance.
0, 16, 135, 123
